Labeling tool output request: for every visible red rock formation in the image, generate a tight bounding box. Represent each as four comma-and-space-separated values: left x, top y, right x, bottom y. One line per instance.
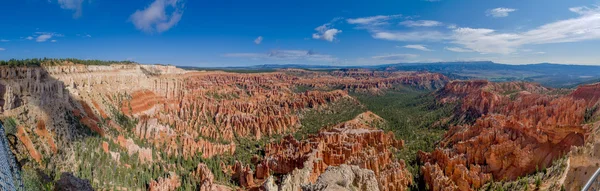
0, 64, 449, 190
571, 82, 600, 106
80, 100, 100, 122
16, 126, 42, 165
122, 90, 168, 116
132, 117, 236, 159
72, 109, 105, 136
192, 163, 215, 191
102, 141, 109, 154
91, 99, 108, 119
436, 80, 550, 120
420, 80, 590, 190
293, 71, 449, 94
149, 172, 181, 191
238, 112, 412, 191
34, 119, 57, 154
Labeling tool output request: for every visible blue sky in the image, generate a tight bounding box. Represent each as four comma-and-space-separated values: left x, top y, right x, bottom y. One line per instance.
1, 0, 600, 66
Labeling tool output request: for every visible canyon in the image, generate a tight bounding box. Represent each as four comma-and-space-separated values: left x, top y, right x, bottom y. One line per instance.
0, 61, 596, 191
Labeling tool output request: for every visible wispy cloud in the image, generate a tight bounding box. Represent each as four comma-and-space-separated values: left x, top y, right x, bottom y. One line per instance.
37, 35, 53, 42
254, 36, 263, 44
400, 20, 442, 27
570, 6, 599, 15
453, 6, 600, 54
56, 0, 84, 18
402, 44, 433, 51
0, 48, 5, 51
373, 31, 448, 42
372, 54, 419, 61
486, 8, 517, 18
223, 49, 337, 62
445, 47, 474, 52
353, 6, 600, 55
77, 34, 92, 38
348, 15, 447, 42
0, 39, 9, 42
25, 32, 62, 42
130, 0, 185, 33
347, 14, 402, 26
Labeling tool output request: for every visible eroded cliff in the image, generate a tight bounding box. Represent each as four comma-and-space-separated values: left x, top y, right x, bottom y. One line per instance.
420, 80, 591, 190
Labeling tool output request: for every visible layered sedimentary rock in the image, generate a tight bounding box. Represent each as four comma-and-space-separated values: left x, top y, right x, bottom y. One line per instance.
570, 82, 600, 106
436, 80, 550, 121
289, 69, 449, 94
236, 112, 412, 191
0, 63, 447, 190
420, 80, 590, 190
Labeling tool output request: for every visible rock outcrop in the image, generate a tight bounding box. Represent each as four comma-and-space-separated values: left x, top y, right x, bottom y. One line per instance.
54, 172, 94, 191
0, 63, 448, 190
149, 172, 181, 191
291, 70, 449, 94
420, 80, 590, 190
238, 112, 412, 191
191, 163, 232, 191
302, 164, 380, 191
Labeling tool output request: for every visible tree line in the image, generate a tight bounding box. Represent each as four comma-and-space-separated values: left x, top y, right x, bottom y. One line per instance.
0, 58, 136, 67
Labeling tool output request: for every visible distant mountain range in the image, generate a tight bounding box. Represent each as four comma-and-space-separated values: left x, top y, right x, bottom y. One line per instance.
182, 61, 600, 88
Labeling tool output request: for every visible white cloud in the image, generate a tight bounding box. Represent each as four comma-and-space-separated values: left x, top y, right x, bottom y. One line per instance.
363, 6, 600, 55
223, 50, 337, 62
451, 28, 519, 54
24, 32, 62, 42
400, 20, 442, 27
347, 15, 402, 26
56, 0, 84, 18
0, 48, 5, 51
445, 47, 474, 52
452, 6, 600, 54
312, 23, 342, 42
372, 54, 419, 61
34, 32, 63, 42
373, 31, 448, 42
130, 0, 184, 33
486, 8, 517, 18
36, 34, 53, 42
569, 6, 598, 15
254, 36, 263, 44
0, 39, 9, 42
403, 44, 433, 51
